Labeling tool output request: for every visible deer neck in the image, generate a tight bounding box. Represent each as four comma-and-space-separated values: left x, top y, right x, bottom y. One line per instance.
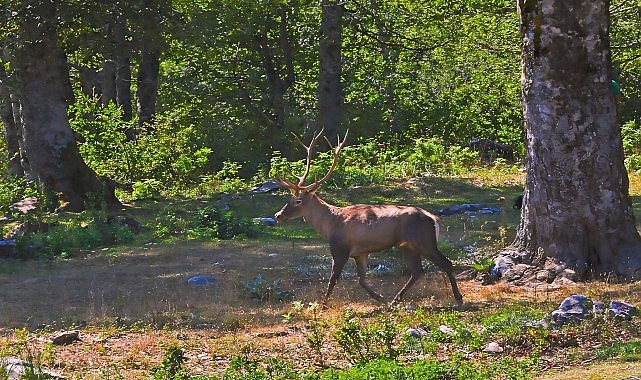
302, 193, 340, 239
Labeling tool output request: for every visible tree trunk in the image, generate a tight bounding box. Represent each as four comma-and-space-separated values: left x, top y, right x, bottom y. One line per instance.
136, 46, 160, 128
497, 0, 641, 284
101, 59, 117, 107
0, 64, 23, 177
13, 0, 120, 211
136, 4, 163, 129
318, 0, 344, 140
116, 55, 133, 122
253, 6, 296, 153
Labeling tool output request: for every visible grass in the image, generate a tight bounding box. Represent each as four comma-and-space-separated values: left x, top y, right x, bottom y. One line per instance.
0, 167, 641, 378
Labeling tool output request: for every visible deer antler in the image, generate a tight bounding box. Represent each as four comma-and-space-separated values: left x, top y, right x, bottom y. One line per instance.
294, 128, 324, 188
276, 129, 348, 193
306, 131, 348, 192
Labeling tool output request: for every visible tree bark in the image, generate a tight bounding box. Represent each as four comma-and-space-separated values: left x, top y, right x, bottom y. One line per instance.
116, 55, 133, 122
318, 0, 344, 140
0, 63, 23, 177
136, 3, 163, 129
497, 0, 641, 284
101, 59, 117, 107
12, 0, 120, 211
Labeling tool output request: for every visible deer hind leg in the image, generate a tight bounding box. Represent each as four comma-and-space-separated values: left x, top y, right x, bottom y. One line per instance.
391, 251, 423, 305
423, 247, 463, 306
354, 254, 385, 302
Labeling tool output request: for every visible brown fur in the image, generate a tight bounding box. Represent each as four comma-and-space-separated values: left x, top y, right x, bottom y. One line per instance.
275, 191, 463, 306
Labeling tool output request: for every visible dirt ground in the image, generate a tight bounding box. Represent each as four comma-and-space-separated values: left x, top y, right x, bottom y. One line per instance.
0, 240, 472, 329
0, 241, 639, 379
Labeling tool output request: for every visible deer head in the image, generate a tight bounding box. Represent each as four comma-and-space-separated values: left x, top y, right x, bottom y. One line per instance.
274, 129, 347, 223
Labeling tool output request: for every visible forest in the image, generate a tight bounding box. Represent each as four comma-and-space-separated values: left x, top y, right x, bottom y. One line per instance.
2, 1, 641, 379
1, 0, 639, 197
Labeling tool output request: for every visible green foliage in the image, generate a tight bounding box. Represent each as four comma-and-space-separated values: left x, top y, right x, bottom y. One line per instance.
333, 309, 399, 365
0, 177, 38, 217
198, 161, 249, 195
283, 302, 328, 366
15, 208, 135, 259
68, 95, 213, 191
132, 179, 164, 200
242, 274, 294, 302
622, 120, 641, 172
471, 257, 495, 274
596, 340, 641, 362
150, 342, 189, 380
190, 206, 261, 240
270, 135, 491, 189
222, 348, 317, 380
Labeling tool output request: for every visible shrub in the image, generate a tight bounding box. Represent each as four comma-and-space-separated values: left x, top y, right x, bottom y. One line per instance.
190, 206, 260, 240
242, 274, 293, 302
333, 309, 399, 365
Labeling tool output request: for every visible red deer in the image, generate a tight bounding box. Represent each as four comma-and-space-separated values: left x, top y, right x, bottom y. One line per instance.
274, 130, 463, 306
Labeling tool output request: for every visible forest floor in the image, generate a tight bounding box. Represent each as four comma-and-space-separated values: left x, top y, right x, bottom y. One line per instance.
1, 240, 641, 379
1, 171, 641, 378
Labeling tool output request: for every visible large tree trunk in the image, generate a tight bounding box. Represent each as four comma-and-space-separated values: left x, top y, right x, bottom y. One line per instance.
497, 0, 641, 284
13, 0, 120, 211
318, 0, 344, 140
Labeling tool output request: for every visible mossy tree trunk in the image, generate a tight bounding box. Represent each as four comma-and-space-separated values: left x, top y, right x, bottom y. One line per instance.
498, 0, 641, 283
13, 0, 121, 211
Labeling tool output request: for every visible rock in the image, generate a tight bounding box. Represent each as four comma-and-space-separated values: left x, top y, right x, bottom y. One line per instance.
523, 319, 549, 329
483, 342, 504, 354
0, 356, 65, 379
254, 217, 277, 226
502, 264, 530, 282
116, 216, 143, 234
250, 180, 283, 193
438, 325, 456, 335
550, 294, 592, 327
435, 203, 501, 217
405, 328, 429, 339
491, 256, 514, 278
0, 240, 16, 256
609, 300, 637, 320
368, 264, 393, 276
51, 330, 80, 345
9, 197, 38, 214
187, 275, 217, 286
593, 301, 606, 316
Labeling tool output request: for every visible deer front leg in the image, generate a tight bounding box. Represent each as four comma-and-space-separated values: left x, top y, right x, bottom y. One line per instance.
323, 254, 348, 306
354, 254, 385, 302
391, 252, 423, 305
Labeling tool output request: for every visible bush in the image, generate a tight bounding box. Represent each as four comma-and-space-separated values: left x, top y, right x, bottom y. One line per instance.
189, 206, 261, 240
242, 274, 294, 302
333, 309, 399, 365
15, 209, 135, 259
69, 94, 214, 191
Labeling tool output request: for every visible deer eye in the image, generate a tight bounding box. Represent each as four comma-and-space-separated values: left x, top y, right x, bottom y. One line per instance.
293, 198, 303, 205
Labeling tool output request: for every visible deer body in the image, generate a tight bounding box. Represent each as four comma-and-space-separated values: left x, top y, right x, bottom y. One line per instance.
274, 130, 463, 306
